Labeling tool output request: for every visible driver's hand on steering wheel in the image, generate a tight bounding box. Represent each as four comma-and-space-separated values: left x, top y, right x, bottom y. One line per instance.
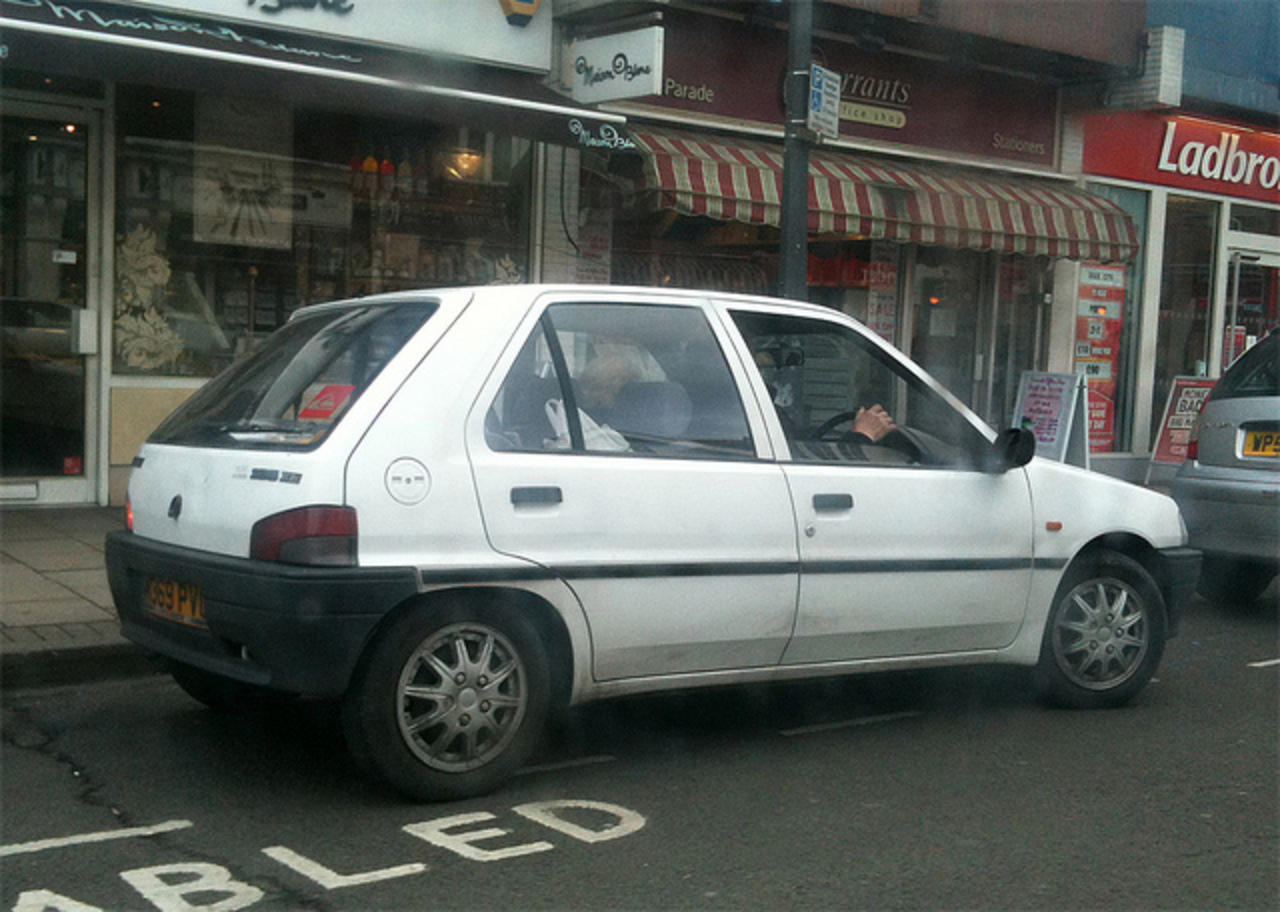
854, 404, 897, 442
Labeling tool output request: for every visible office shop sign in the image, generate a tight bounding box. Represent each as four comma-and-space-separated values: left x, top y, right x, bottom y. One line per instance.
643, 7, 1056, 167
118, 0, 554, 71
564, 26, 664, 104
1085, 111, 1280, 203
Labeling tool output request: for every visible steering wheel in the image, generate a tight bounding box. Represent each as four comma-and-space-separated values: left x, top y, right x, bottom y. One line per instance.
810, 410, 864, 440
809, 411, 925, 464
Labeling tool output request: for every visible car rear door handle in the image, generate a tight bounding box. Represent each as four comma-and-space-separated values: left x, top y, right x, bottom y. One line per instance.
511, 485, 563, 506
813, 493, 854, 512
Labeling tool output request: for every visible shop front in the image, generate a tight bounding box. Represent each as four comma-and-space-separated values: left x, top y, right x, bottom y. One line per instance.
1, 0, 629, 506
1084, 110, 1280, 473
576, 7, 1140, 434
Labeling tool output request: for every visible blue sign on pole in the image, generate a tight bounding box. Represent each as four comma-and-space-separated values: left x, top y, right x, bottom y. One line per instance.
807, 63, 841, 140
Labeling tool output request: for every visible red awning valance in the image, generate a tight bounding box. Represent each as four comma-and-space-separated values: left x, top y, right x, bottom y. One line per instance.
628, 127, 1139, 263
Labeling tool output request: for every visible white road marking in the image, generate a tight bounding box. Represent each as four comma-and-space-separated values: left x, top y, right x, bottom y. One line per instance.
780, 710, 924, 737
514, 755, 617, 777
261, 846, 426, 888
0, 820, 193, 858
1247, 658, 1280, 668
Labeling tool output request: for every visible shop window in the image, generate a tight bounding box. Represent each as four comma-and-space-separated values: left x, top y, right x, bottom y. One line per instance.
1152, 196, 1219, 444
1231, 204, 1280, 238
112, 86, 533, 377
1225, 256, 1279, 354
1081, 183, 1149, 453
992, 256, 1051, 434
909, 247, 984, 410
1227, 204, 1280, 353
807, 241, 902, 345
0, 67, 104, 98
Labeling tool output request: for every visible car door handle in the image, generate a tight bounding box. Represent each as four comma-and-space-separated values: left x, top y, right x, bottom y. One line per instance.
812, 493, 854, 512
511, 485, 563, 506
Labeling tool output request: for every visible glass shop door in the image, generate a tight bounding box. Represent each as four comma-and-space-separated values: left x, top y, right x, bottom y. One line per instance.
1, 104, 101, 504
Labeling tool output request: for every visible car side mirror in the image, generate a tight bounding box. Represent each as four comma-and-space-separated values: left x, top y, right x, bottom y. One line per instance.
990, 427, 1036, 472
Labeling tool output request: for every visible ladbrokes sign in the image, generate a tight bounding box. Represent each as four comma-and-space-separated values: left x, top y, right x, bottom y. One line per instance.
1085, 111, 1280, 203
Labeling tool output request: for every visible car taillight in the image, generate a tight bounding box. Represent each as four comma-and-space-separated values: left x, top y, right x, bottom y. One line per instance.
250, 506, 358, 566
126, 496, 134, 532
1187, 421, 1202, 461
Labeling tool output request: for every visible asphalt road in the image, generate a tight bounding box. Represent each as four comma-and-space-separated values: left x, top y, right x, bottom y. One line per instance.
3, 592, 1276, 912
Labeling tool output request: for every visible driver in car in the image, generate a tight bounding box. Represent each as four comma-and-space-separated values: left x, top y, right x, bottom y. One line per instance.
850, 404, 897, 444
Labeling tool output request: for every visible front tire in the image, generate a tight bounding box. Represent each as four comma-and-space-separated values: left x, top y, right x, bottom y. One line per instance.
342, 600, 550, 802
1035, 551, 1166, 709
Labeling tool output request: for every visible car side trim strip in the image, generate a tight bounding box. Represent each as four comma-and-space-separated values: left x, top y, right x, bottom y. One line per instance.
420, 556, 1065, 585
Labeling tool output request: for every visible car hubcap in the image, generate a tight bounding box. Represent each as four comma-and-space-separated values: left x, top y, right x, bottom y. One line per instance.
396, 623, 527, 772
1052, 578, 1148, 691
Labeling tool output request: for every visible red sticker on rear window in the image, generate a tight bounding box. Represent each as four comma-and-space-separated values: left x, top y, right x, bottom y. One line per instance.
299, 384, 356, 419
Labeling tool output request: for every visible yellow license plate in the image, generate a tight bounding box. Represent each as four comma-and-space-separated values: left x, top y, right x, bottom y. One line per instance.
1244, 431, 1280, 458
145, 578, 207, 629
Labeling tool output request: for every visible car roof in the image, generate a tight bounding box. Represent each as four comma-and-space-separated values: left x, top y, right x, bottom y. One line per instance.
289, 284, 847, 322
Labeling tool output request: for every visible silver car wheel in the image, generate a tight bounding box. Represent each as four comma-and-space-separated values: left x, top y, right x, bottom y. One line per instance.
395, 622, 528, 773
1050, 576, 1149, 691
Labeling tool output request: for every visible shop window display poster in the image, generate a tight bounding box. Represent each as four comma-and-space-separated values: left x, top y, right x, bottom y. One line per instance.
193, 96, 293, 249
1074, 262, 1126, 452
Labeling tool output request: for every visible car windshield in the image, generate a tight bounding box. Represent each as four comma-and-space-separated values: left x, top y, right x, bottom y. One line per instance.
148, 301, 436, 450
1214, 334, 1278, 401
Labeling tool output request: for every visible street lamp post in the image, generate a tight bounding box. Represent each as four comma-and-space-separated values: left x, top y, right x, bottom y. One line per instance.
779, 0, 813, 301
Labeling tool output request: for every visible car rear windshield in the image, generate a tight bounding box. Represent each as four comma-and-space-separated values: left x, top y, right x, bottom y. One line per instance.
1214, 334, 1278, 401
148, 300, 436, 450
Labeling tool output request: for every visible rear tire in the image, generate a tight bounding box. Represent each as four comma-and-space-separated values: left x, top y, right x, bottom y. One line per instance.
170, 662, 296, 713
342, 599, 550, 802
1035, 551, 1166, 709
1196, 555, 1275, 606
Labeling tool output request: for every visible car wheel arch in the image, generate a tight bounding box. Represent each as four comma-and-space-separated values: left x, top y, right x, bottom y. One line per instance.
1063, 533, 1172, 632
347, 585, 577, 710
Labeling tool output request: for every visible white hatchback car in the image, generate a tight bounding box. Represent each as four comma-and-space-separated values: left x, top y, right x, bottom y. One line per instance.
106, 285, 1200, 801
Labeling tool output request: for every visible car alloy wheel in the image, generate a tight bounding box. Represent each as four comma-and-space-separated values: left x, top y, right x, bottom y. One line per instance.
1035, 550, 1166, 709
1050, 576, 1149, 691
395, 622, 528, 773
343, 600, 551, 801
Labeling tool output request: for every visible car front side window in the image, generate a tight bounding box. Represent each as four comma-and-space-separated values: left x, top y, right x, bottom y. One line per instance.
487, 302, 756, 460
730, 309, 988, 469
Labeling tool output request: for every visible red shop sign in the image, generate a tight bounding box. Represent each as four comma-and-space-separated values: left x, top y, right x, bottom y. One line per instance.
1084, 111, 1280, 204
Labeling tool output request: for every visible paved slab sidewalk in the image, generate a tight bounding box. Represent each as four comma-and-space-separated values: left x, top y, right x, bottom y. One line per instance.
1, 507, 161, 689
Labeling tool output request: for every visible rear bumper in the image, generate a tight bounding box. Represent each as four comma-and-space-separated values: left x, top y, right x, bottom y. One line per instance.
1172, 470, 1279, 562
1155, 546, 1202, 637
105, 530, 419, 696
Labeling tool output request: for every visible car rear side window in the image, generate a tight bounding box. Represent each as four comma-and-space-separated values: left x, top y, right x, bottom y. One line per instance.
486, 302, 755, 459
1214, 334, 1278, 400
149, 301, 436, 449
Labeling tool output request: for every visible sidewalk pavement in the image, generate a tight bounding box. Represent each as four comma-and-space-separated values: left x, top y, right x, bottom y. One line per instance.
1, 506, 161, 690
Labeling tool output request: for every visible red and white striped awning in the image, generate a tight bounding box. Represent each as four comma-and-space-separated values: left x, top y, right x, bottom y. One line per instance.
628, 127, 1139, 263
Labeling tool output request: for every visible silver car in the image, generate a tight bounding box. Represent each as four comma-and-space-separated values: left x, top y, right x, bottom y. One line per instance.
1173, 331, 1279, 604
